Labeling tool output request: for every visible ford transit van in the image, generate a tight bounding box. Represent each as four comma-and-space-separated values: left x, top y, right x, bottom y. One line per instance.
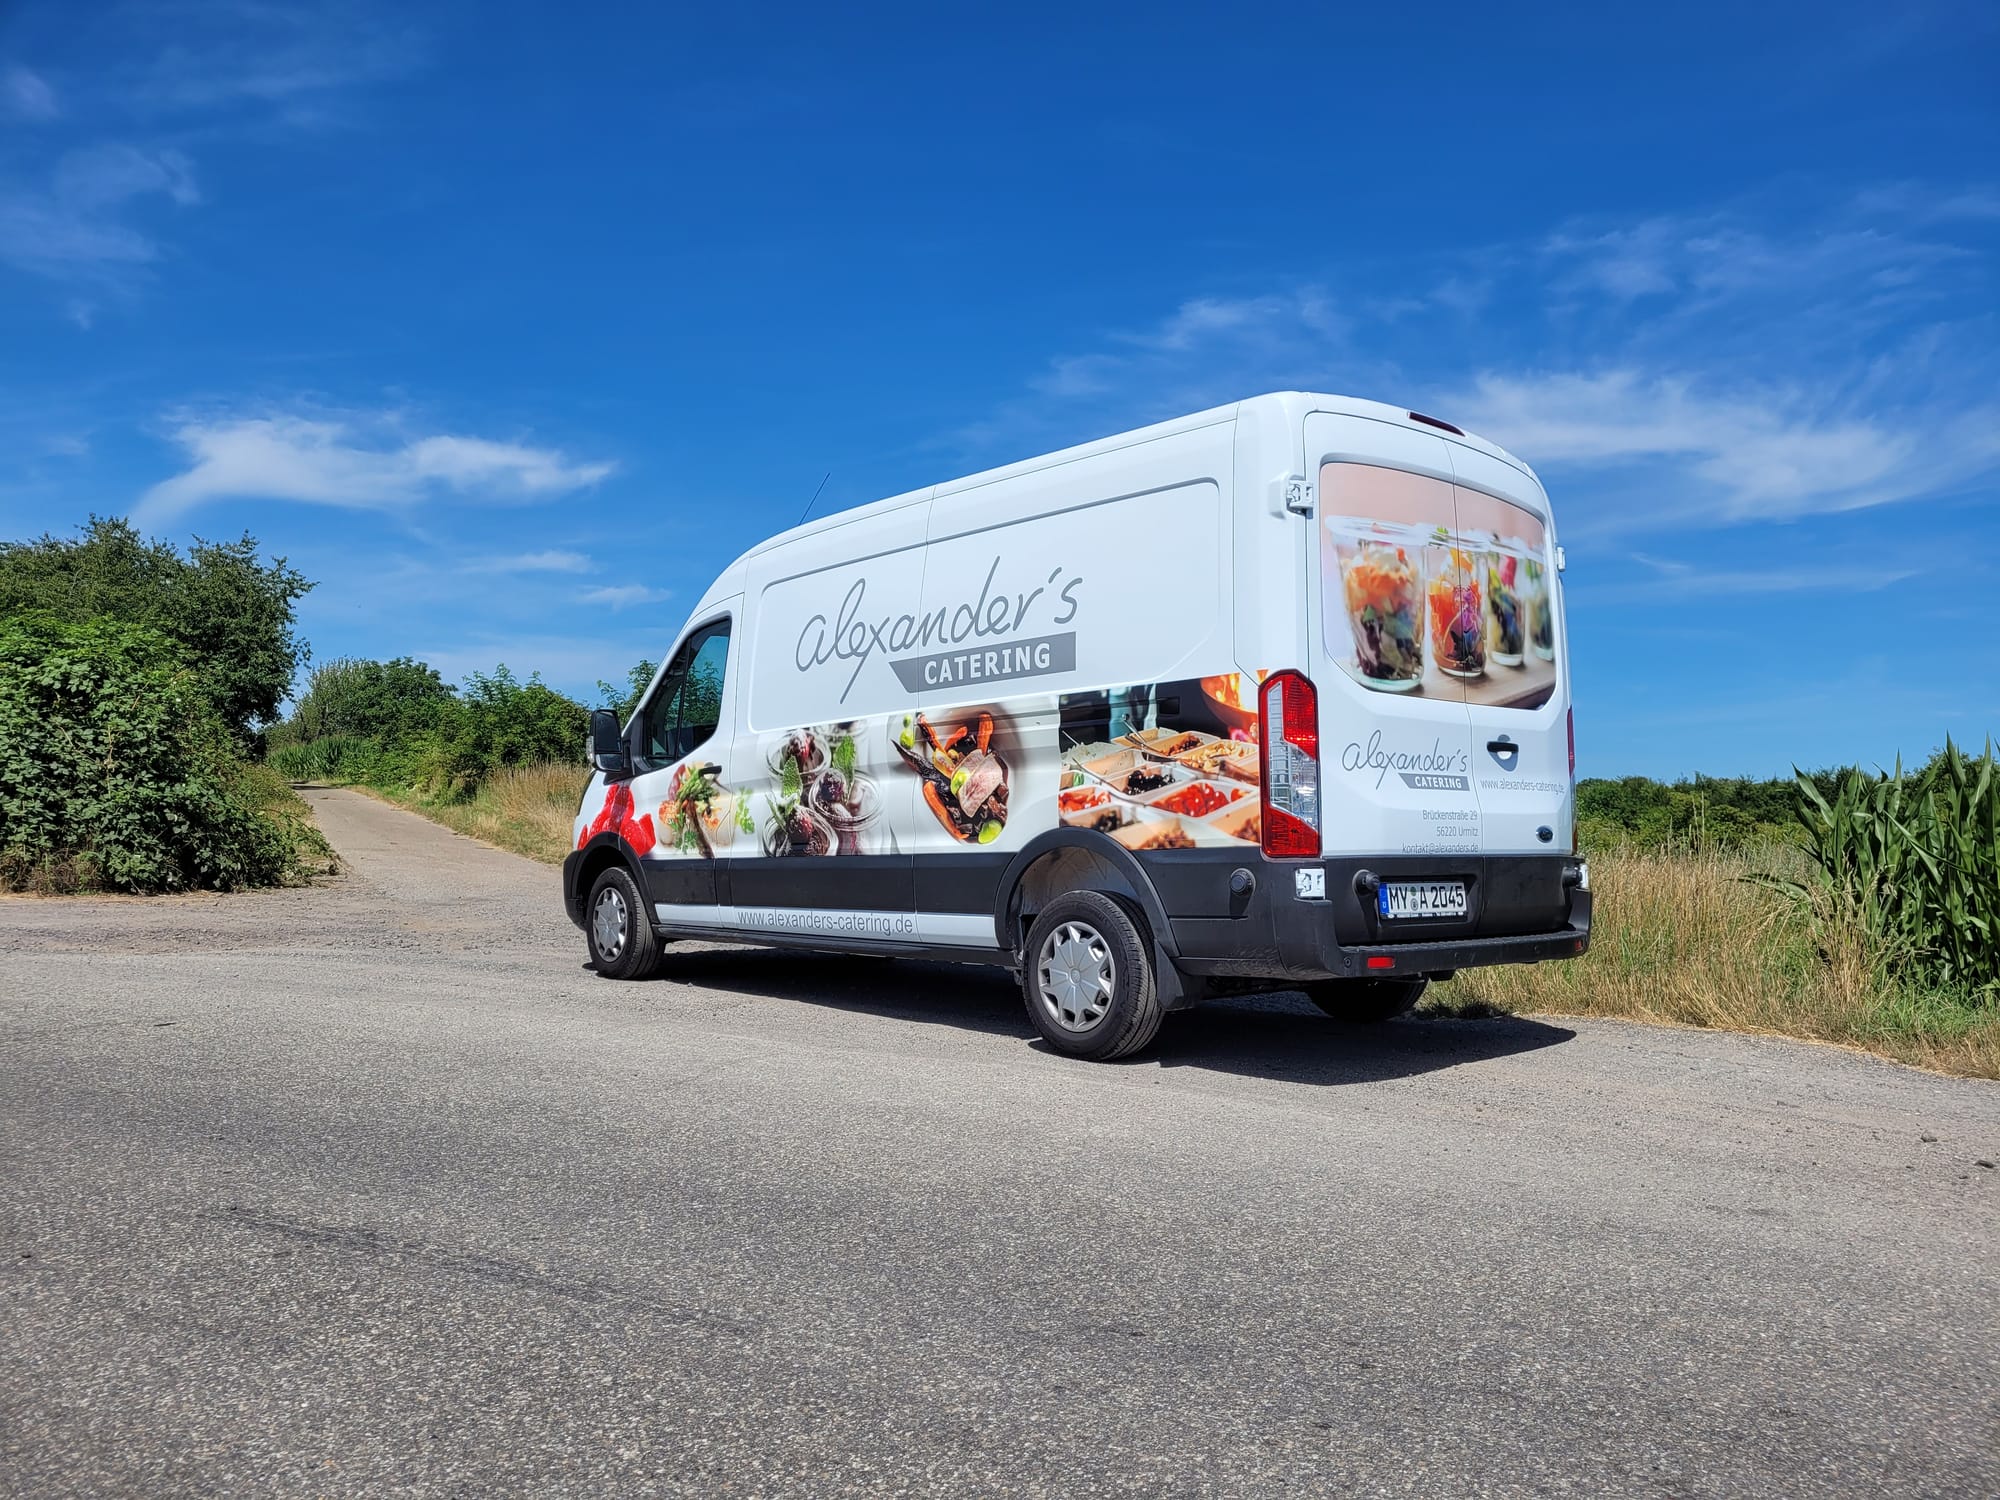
565, 392, 1591, 1059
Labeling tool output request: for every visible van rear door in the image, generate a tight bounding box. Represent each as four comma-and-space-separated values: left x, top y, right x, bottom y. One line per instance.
1446, 444, 1571, 854
1303, 413, 1482, 859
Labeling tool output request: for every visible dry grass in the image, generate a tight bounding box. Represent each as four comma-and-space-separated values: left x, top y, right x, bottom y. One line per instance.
369, 761, 588, 865
1427, 845, 2000, 1079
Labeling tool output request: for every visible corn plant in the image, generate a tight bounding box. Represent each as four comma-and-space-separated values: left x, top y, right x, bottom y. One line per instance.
1758, 739, 1998, 1001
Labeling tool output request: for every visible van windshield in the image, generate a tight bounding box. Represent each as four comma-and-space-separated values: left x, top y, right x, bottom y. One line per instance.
1318, 462, 1558, 711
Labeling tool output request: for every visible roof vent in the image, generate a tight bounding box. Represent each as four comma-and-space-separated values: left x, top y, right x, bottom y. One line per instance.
1407, 410, 1464, 436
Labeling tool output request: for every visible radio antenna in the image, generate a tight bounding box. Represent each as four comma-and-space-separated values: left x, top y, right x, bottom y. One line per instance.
798, 472, 830, 526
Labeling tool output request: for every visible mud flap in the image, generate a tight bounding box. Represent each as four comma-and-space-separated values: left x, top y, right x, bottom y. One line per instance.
1155, 941, 1203, 1011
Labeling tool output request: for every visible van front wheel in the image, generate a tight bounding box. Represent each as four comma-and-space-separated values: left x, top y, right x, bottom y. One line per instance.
587, 866, 662, 981
1303, 976, 1428, 1023
1021, 891, 1162, 1061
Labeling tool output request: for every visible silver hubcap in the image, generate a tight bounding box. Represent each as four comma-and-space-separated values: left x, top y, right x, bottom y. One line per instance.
1037, 921, 1116, 1033
592, 885, 629, 961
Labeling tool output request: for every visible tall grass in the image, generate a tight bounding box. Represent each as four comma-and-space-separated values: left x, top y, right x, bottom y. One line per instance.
1428, 844, 2000, 1078
267, 734, 388, 784
364, 761, 588, 865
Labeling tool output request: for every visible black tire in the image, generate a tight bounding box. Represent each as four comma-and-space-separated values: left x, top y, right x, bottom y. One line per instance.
1302, 976, 1428, 1023
585, 866, 662, 980
1020, 891, 1163, 1060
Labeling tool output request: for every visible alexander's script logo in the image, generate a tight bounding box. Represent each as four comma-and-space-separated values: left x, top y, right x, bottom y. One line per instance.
795, 558, 1084, 702
1340, 730, 1472, 792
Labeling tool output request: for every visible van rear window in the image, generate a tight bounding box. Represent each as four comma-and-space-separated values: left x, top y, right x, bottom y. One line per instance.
1318, 462, 1557, 711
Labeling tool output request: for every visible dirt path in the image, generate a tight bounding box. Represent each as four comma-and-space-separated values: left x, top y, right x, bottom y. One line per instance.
3, 788, 1996, 1497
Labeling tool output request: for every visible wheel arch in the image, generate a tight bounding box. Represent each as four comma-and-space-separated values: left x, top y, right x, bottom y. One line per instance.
991, 829, 1181, 963
568, 832, 651, 927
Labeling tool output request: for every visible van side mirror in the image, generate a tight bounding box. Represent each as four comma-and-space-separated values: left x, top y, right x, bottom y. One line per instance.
589, 708, 629, 775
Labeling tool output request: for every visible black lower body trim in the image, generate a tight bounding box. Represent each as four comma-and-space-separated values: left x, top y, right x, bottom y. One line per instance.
726, 854, 912, 911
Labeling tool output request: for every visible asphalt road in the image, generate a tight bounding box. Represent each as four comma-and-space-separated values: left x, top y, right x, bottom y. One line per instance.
3, 788, 1996, 1498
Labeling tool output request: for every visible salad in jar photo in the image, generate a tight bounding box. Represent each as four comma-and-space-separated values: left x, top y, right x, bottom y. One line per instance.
1330, 518, 1424, 691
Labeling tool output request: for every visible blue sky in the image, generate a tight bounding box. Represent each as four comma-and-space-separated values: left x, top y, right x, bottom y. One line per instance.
2, 1, 1996, 779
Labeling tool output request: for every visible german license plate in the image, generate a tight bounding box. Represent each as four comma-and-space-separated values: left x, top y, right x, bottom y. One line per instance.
1379, 880, 1468, 919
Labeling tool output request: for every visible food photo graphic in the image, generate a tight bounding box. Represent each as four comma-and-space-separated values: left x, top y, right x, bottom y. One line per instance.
895, 706, 1012, 845
1057, 676, 1266, 849
763, 723, 885, 856
1320, 461, 1558, 711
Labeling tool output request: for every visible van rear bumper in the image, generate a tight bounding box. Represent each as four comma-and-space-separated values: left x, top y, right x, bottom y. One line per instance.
1157, 852, 1591, 985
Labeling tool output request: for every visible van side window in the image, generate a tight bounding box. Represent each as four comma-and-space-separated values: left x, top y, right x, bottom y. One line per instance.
640, 618, 731, 767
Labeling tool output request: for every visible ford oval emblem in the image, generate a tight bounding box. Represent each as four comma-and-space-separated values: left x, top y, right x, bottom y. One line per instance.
1536, 825, 1554, 843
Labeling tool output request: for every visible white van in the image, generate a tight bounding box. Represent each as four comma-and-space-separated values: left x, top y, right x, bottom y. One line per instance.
566, 392, 1591, 1059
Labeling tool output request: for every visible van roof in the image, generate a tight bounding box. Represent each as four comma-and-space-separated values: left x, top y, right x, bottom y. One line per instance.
720, 390, 1536, 574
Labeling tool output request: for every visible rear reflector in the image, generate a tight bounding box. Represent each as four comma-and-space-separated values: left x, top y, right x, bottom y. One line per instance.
1366, 955, 1395, 970
1258, 670, 1320, 858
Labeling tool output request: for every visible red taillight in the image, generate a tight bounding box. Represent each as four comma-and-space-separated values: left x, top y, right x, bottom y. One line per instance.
1567, 707, 1575, 778
1258, 670, 1320, 858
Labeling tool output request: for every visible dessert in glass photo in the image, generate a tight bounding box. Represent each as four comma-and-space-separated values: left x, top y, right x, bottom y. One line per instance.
1425, 533, 1486, 679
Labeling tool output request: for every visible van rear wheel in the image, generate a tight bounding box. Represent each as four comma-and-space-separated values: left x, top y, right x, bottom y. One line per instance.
1021, 891, 1162, 1061
1303, 976, 1427, 1023
587, 866, 662, 981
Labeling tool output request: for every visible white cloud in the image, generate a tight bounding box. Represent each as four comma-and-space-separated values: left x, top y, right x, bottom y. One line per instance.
580, 585, 672, 610
405, 435, 613, 495
1544, 218, 1682, 302
0, 8, 423, 317
462, 549, 596, 575
1847, 183, 2000, 224
1619, 554, 1920, 597
1445, 369, 2000, 524
119, 1, 422, 117
134, 410, 617, 523
958, 186, 2000, 528
0, 144, 200, 285
56, 143, 200, 210
1540, 205, 1978, 329
1112, 294, 1337, 353
3, 66, 58, 121
964, 287, 1353, 454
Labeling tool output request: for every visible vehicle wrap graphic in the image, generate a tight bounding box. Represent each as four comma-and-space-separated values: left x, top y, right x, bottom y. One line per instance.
574, 671, 1272, 865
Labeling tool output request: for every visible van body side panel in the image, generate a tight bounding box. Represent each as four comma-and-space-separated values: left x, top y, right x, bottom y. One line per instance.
729, 505, 930, 919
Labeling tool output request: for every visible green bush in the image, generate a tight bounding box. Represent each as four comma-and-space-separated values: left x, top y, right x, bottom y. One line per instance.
291, 656, 453, 742
596, 658, 656, 722
413, 666, 588, 800
0, 615, 331, 893
1576, 772, 1833, 851
0, 517, 310, 743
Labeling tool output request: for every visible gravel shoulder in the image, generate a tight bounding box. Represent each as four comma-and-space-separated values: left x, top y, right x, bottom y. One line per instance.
2, 788, 1996, 1498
